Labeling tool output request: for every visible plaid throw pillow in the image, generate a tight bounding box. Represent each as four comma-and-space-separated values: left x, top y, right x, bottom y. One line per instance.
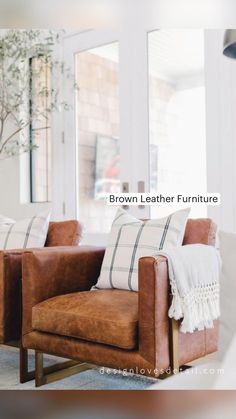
0, 210, 51, 250
94, 207, 190, 292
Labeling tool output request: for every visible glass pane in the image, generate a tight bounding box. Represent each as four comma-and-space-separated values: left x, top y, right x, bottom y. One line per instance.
76, 42, 120, 234
30, 56, 52, 203
148, 30, 206, 218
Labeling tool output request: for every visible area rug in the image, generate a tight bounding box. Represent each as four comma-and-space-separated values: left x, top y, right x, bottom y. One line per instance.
0, 345, 157, 390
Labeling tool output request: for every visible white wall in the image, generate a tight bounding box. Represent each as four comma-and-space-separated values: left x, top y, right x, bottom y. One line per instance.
0, 154, 51, 221
205, 30, 236, 233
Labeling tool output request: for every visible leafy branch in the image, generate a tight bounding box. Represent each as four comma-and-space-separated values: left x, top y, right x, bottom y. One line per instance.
0, 29, 76, 159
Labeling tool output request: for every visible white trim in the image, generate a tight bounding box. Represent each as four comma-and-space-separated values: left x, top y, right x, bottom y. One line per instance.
60, 29, 151, 243
63, 30, 120, 222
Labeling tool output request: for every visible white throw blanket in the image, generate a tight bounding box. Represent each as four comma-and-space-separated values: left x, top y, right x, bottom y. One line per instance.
156, 244, 221, 333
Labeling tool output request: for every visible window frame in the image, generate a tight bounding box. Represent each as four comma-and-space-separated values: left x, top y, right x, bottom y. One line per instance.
29, 54, 52, 204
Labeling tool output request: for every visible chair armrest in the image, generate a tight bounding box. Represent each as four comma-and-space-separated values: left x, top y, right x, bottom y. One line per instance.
139, 255, 219, 371
138, 255, 170, 371
22, 246, 105, 336
0, 250, 24, 342
0, 247, 62, 342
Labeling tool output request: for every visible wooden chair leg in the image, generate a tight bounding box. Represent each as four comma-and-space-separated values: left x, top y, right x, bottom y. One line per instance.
35, 350, 95, 388
20, 347, 28, 383
35, 351, 44, 387
20, 347, 35, 383
159, 317, 180, 379
19, 278, 36, 383
169, 318, 179, 372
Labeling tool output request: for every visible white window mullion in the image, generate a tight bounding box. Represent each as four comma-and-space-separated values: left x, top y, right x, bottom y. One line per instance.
119, 27, 150, 219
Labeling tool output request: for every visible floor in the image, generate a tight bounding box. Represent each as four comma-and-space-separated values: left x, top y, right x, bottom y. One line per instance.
0, 345, 157, 390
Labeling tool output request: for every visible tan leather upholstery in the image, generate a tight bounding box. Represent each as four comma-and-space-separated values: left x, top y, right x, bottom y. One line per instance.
46, 220, 82, 247
138, 256, 219, 369
183, 218, 217, 246
32, 290, 138, 350
138, 217, 218, 370
0, 250, 23, 342
23, 331, 154, 374
138, 255, 170, 370
23, 331, 154, 375
0, 220, 82, 343
22, 218, 219, 379
22, 246, 105, 337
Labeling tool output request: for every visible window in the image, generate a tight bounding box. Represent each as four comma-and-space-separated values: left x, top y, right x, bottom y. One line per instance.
75, 42, 120, 234
29, 56, 52, 203
62, 29, 208, 241
148, 29, 207, 218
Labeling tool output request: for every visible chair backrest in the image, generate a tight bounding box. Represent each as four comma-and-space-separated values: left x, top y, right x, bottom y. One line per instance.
183, 218, 217, 246
45, 220, 82, 247
45, 218, 216, 247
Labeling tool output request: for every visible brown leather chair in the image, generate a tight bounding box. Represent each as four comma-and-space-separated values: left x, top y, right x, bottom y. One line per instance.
21, 218, 219, 387
0, 220, 82, 381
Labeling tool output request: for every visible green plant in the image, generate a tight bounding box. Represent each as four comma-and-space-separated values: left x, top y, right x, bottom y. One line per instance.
0, 29, 74, 158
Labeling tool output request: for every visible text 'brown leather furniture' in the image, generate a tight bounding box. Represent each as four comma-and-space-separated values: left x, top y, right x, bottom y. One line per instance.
0, 220, 82, 382
21, 219, 219, 387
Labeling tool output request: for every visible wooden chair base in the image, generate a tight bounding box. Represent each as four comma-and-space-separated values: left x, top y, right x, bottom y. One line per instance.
20, 347, 35, 383
159, 318, 192, 379
34, 349, 191, 387
159, 364, 192, 379
3, 343, 33, 384
35, 351, 95, 387
169, 318, 179, 371
7, 344, 94, 385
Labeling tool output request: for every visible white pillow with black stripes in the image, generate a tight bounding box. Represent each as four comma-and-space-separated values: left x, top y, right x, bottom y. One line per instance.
93, 207, 190, 292
0, 209, 51, 250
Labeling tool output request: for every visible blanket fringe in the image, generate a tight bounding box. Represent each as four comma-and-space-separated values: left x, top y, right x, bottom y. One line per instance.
168, 282, 220, 333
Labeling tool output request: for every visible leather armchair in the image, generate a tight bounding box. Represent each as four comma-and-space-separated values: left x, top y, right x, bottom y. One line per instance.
0, 220, 82, 344
0, 219, 82, 383
21, 219, 219, 387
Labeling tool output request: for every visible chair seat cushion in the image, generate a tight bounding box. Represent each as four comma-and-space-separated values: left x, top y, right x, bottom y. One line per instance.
32, 289, 138, 350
